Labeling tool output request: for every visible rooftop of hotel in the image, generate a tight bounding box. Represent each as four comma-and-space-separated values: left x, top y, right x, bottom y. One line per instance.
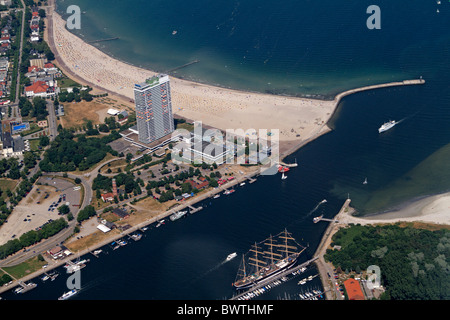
134, 74, 169, 90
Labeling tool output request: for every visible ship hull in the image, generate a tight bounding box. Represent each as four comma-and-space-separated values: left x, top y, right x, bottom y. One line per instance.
233, 256, 298, 290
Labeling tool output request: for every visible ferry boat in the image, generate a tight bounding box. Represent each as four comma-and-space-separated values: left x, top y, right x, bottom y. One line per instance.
378, 120, 396, 133
58, 289, 79, 300
233, 229, 306, 290
226, 252, 237, 261
170, 210, 187, 221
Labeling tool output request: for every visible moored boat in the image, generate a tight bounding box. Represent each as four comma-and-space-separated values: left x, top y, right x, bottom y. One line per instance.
233, 229, 306, 290
170, 210, 187, 221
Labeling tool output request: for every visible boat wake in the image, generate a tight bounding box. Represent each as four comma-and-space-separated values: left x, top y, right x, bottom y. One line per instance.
395, 110, 420, 125
305, 199, 327, 218
288, 199, 327, 228
186, 258, 234, 285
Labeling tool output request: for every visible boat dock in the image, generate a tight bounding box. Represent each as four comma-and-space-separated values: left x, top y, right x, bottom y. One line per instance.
277, 161, 298, 168
313, 215, 339, 224
230, 257, 318, 300
247, 176, 257, 183
188, 205, 203, 214
16, 281, 37, 294
88, 37, 119, 44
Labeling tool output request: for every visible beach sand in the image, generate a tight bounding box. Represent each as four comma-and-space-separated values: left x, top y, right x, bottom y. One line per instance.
337, 192, 450, 226
45, 6, 336, 157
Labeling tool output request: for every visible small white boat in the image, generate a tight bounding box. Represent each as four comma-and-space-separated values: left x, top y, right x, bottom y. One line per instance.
363, 177, 368, 185
156, 220, 165, 227
213, 194, 220, 199
226, 252, 237, 261
240, 182, 245, 186
58, 289, 79, 300
281, 172, 287, 180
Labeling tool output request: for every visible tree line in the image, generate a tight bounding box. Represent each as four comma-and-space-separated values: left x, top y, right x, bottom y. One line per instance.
0, 218, 68, 260
325, 223, 450, 300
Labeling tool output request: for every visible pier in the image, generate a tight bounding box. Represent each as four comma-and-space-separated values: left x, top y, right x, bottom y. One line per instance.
334, 78, 425, 105
188, 205, 203, 214
247, 177, 257, 184
313, 215, 339, 224
88, 37, 119, 44
167, 60, 199, 73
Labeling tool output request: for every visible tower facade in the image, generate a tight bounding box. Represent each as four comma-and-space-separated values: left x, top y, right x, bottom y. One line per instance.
134, 74, 174, 144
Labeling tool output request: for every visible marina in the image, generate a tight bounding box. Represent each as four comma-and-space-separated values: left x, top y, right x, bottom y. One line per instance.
230, 257, 318, 300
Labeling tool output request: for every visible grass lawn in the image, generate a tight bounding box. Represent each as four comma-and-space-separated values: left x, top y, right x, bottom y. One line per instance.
2, 256, 47, 280
58, 76, 81, 89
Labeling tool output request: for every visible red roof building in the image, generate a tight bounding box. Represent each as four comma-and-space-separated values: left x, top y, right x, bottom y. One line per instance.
25, 80, 50, 97
28, 65, 41, 73
343, 279, 365, 300
44, 62, 56, 69
101, 193, 115, 202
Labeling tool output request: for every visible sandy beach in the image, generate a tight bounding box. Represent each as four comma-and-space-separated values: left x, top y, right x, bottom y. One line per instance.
337, 192, 450, 226
45, 5, 335, 156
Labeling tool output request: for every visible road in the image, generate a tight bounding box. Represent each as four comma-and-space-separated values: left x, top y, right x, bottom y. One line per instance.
14, 0, 26, 105
46, 100, 58, 141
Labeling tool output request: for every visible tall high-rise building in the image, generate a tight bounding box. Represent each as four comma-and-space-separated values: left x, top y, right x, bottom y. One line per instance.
134, 74, 174, 144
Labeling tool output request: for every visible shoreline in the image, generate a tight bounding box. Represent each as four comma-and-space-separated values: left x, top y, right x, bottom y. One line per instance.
0, 1, 431, 298
44, 1, 425, 159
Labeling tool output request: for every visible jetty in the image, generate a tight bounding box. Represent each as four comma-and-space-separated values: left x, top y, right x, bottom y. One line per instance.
167, 60, 199, 73
313, 215, 339, 224
88, 37, 119, 44
334, 78, 425, 105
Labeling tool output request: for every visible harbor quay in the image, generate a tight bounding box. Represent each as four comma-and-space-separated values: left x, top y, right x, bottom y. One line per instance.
0, 165, 262, 296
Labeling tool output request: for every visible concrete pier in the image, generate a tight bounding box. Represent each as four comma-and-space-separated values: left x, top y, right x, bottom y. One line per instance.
334, 79, 425, 105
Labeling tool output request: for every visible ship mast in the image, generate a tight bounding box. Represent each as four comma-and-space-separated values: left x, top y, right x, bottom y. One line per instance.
278, 229, 298, 258
249, 242, 266, 272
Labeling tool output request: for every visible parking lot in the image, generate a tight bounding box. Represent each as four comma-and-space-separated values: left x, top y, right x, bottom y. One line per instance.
0, 176, 82, 245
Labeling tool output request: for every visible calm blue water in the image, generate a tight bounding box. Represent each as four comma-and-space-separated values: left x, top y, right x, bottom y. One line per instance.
3, 0, 450, 300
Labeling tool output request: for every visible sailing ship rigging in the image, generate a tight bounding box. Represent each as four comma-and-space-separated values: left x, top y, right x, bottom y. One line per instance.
233, 229, 306, 290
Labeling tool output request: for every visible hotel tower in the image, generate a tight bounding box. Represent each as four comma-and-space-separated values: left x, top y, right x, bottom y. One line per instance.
134, 74, 174, 144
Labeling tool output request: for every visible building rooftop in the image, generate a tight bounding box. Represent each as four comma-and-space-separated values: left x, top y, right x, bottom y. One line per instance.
343, 279, 365, 300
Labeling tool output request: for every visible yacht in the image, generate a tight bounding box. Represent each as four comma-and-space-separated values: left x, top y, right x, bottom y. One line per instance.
226, 252, 237, 261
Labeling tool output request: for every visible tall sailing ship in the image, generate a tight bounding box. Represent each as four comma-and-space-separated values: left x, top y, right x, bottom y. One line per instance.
233, 229, 306, 290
